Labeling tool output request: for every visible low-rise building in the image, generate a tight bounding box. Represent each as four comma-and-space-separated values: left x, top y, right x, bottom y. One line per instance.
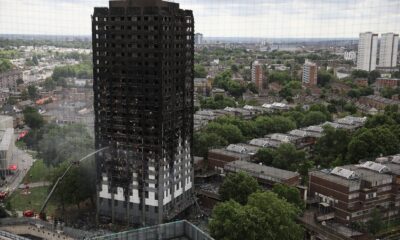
262, 102, 291, 111
224, 160, 300, 187
334, 116, 367, 130
194, 78, 212, 96
0, 128, 14, 176
376, 78, 400, 90
211, 88, 226, 97
309, 158, 399, 224
359, 95, 400, 110
208, 148, 251, 172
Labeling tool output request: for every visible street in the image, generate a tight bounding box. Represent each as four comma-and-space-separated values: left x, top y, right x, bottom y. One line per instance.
0, 146, 34, 194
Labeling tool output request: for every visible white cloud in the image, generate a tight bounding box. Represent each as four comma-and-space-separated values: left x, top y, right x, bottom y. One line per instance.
0, 0, 399, 38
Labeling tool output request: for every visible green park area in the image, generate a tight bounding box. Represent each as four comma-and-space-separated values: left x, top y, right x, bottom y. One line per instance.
7, 187, 57, 216
23, 159, 52, 183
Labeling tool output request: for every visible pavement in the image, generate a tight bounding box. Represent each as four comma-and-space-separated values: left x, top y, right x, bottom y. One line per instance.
0, 147, 34, 194
18, 181, 51, 189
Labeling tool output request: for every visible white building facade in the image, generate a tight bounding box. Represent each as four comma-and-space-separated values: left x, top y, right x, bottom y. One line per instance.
379, 33, 399, 68
194, 33, 204, 45
357, 32, 378, 71
344, 51, 357, 62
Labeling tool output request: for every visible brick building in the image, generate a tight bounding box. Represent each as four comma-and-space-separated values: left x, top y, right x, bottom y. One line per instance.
251, 61, 265, 91
302, 60, 318, 86
309, 157, 400, 224
359, 95, 400, 110
224, 160, 300, 187
208, 147, 251, 172
376, 78, 400, 90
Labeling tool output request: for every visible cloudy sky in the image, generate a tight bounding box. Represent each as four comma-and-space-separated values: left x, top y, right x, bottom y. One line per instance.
0, 0, 399, 38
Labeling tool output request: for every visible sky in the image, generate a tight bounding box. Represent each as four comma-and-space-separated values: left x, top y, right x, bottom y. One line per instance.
0, 0, 399, 38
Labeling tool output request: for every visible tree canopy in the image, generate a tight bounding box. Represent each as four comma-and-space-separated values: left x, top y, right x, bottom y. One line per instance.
272, 184, 305, 211
193, 132, 228, 158
347, 126, 400, 162
23, 107, 44, 129
0, 58, 13, 73
209, 191, 304, 240
194, 64, 207, 78
219, 172, 260, 205
200, 95, 236, 109
50, 160, 96, 210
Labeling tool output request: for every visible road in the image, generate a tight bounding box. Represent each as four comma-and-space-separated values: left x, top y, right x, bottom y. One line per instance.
0, 147, 34, 194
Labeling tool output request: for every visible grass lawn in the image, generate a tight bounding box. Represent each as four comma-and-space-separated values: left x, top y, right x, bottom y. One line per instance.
7, 186, 57, 216
23, 160, 53, 183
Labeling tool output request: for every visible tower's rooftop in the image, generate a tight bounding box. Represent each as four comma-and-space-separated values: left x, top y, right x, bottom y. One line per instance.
109, 0, 177, 8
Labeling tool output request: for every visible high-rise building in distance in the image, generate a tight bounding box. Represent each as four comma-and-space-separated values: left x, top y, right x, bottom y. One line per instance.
194, 33, 203, 45
379, 33, 399, 68
357, 32, 378, 72
251, 61, 264, 91
92, 0, 194, 225
302, 60, 318, 86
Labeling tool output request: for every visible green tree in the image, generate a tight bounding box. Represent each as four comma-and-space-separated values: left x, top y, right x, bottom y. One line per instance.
209, 200, 264, 240
272, 143, 306, 171
215, 116, 258, 138
302, 111, 327, 126
272, 184, 305, 211
32, 55, 39, 65
367, 208, 384, 235
269, 116, 297, 133
50, 160, 96, 211
368, 70, 381, 84
255, 148, 276, 166
200, 95, 236, 110
344, 103, 357, 114
0, 58, 13, 73
309, 104, 332, 121
269, 71, 292, 84
194, 64, 207, 78
23, 107, 44, 129
43, 77, 56, 91
206, 122, 244, 144
231, 64, 239, 73
193, 132, 228, 158
209, 191, 303, 240
317, 71, 333, 87
347, 126, 400, 162
27, 85, 38, 100
247, 82, 258, 94
279, 86, 293, 100
16, 78, 24, 85
351, 69, 369, 79
314, 126, 351, 167
365, 114, 396, 128
20, 89, 29, 101
219, 172, 260, 205
247, 192, 303, 239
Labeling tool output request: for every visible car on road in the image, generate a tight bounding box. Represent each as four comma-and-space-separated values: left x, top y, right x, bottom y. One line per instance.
23, 210, 34, 218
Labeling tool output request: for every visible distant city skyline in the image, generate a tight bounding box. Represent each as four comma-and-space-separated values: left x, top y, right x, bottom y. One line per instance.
0, 0, 400, 38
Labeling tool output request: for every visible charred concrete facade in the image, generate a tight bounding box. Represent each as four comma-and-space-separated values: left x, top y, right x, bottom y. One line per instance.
92, 0, 194, 225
